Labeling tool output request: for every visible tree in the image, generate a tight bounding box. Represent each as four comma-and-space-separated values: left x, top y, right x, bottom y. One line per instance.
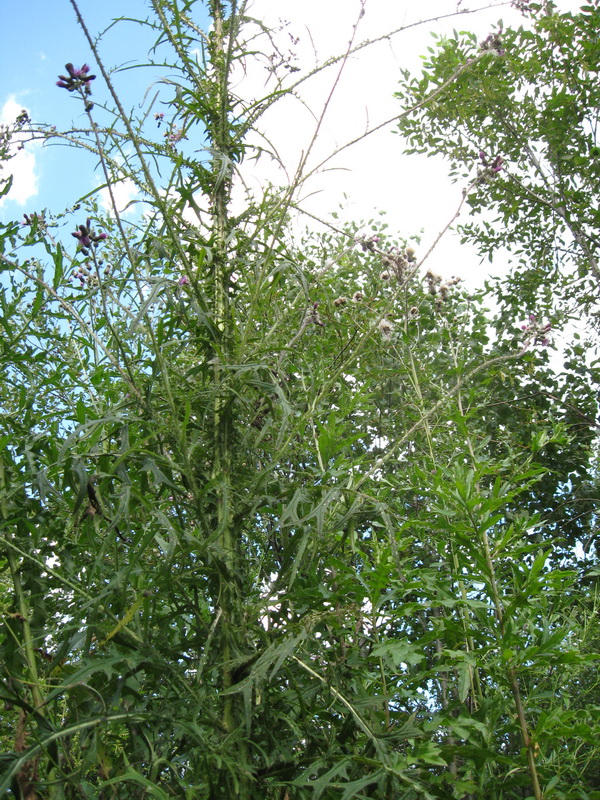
0, 2, 598, 799
395, 0, 600, 565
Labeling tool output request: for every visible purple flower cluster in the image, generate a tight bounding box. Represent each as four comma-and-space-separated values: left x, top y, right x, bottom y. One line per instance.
57, 63, 96, 111
521, 314, 552, 347
22, 212, 44, 227
479, 151, 504, 173
165, 126, 185, 147
356, 234, 381, 253
72, 219, 107, 256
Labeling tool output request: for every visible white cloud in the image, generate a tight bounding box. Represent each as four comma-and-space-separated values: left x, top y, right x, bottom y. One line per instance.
0, 96, 39, 208
98, 177, 139, 215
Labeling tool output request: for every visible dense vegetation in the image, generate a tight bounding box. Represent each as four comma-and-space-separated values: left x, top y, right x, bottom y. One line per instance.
1, 1, 598, 798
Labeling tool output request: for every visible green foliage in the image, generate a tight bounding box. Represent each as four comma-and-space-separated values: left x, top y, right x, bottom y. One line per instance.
396, 1, 600, 317
0, 2, 598, 799
395, 0, 600, 559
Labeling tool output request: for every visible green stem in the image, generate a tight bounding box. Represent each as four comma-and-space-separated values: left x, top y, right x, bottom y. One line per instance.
451, 346, 543, 800
206, 5, 249, 793
0, 452, 45, 714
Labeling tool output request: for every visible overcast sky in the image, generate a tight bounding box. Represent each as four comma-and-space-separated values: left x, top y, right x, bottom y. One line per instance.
0, 0, 584, 286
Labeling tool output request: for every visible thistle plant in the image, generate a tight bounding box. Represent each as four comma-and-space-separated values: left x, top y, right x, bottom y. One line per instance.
0, 2, 598, 799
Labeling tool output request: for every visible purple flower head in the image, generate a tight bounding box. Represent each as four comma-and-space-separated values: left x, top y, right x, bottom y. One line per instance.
356, 234, 381, 253
72, 220, 107, 255
178, 275, 190, 286
521, 314, 552, 349
165, 126, 185, 145
57, 63, 96, 95
66, 62, 92, 79
479, 151, 504, 173
22, 213, 41, 227
72, 224, 91, 249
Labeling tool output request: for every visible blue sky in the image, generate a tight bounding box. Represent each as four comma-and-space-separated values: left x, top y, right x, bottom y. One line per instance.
0, 1, 209, 222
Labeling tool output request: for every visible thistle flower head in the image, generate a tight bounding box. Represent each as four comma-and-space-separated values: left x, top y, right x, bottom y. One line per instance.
520, 314, 552, 348
378, 318, 394, 339
56, 63, 96, 95
72, 219, 107, 255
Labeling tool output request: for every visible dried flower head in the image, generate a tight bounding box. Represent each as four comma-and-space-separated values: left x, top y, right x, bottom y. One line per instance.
333, 296, 347, 307
426, 270, 442, 296
378, 318, 394, 339
352, 291, 364, 302
380, 270, 391, 282
308, 301, 324, 327
480, 29, 505, 55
